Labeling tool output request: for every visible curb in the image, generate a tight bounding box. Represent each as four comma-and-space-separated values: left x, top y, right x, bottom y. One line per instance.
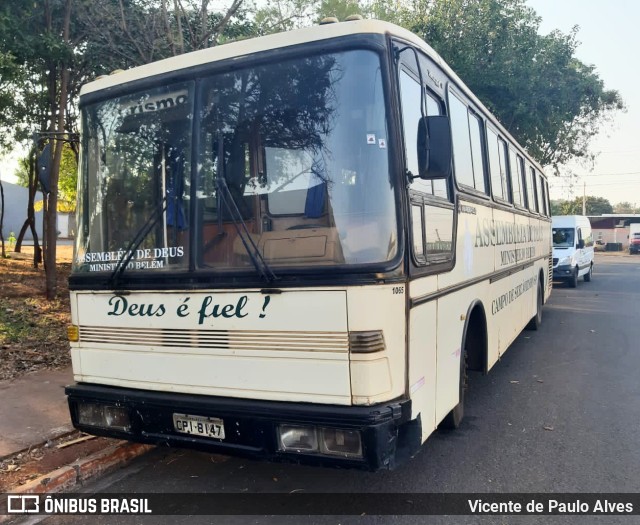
0, 430, 78, 464
10, 442, 154, 494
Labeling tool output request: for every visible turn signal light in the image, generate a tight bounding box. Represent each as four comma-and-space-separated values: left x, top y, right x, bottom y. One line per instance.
349, 330, 385, 353
67, 325, 79, 342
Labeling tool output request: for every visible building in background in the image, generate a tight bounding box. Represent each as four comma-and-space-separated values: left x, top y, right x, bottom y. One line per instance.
0, 181, 44, 241
588, 214, 640, 251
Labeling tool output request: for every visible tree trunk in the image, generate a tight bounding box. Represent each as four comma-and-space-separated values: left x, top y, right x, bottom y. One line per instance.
43, 0, 72, 300
0, 180, 6, 259
15, 147, 42, 267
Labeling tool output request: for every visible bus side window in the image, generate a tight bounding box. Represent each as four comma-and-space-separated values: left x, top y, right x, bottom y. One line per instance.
428, 92, 449, 200
537, 173, 546, 215
411, 202, 426, 263
509, 148, 524, 207
399, 69, 429, 194
544, 179, 551, 216
520, 158, 529, 208
489, 135, 512, 202
486, 128, 503, 200
448, 91, 487, 194
399, 64, 453, 267
468, 112, 487, 194
400, 68, 448, 200
448, 91, 475, 190
528, 167, 539, 213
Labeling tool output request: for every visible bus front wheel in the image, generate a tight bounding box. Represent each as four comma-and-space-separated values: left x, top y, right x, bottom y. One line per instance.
439, 348, 468, 430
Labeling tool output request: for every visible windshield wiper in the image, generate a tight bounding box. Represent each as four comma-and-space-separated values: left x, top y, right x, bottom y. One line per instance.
108, 196, 168, 289
215, 131, 277, 283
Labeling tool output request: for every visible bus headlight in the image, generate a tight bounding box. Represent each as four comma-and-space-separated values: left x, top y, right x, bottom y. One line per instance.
77, 402, 131, 432
277, 424, 363, 458
277, 425, 318, 453
319, 428, 362, 458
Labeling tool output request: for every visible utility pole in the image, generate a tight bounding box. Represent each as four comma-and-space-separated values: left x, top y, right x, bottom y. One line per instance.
582, 180, 586, 215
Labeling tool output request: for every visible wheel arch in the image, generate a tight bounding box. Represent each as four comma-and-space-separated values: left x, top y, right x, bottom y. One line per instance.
463, 300, 488, 374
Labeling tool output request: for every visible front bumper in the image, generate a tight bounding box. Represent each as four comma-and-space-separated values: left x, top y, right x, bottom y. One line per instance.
66, 383, 417, 470
553, 264, 574, 280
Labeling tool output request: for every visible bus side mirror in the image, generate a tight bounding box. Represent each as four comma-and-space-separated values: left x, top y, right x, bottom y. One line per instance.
417, 115, 452, 180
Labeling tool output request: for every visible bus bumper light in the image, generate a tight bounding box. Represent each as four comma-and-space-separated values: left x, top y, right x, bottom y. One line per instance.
319, 428, 362, 458
277, 424, 319, 453
277, 424, 363, 458
77, 402, 131, 432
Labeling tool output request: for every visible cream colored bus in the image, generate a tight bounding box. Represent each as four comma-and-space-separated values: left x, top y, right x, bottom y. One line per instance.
66, 19, 552, 470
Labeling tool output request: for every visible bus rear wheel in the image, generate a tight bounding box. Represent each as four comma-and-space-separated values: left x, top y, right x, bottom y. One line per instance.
526, 281, 543, 331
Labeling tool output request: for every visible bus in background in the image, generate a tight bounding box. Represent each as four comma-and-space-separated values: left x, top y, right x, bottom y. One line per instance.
66, 19, 552, 470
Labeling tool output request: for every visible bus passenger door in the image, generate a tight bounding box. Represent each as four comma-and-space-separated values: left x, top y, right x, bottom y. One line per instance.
397, 49, 455, 439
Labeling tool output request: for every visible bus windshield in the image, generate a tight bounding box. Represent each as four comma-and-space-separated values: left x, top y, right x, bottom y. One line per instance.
74, 49, 397, 276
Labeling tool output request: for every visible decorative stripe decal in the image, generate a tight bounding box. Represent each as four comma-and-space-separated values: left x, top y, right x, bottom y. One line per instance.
410, 255, 548, 308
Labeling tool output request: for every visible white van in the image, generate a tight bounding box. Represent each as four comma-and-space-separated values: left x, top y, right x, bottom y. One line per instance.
552, 215, 595, 287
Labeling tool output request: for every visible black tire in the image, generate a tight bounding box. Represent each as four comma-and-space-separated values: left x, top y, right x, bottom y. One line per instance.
439, 348, 467, 430
526, 281, 543, 331
569, 267, 578, 288
584, 264, 593, 282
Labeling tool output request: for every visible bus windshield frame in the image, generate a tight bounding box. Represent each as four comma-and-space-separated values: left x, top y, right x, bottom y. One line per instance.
73, 46, 401, 282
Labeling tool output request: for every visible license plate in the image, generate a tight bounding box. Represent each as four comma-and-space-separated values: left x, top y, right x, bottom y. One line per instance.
173, 413, 225, 439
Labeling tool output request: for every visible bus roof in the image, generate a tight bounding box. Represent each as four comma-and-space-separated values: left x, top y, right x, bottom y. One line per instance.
81, 19, 430, 96
80, 18, 546, 175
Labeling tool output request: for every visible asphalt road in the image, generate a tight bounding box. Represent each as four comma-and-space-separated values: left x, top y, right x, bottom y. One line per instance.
26, 254, 640, 525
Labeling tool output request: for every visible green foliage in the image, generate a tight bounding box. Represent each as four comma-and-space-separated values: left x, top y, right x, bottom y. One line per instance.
14, 144, 77, 211
1, 0, 626, 214
552, 196, 613, 216
550, 200, 563, 216
317, 0, 364, 20
76, 0, 255, 73
613, 201, 640, 214
407, 0, 624, 169
253, 0, 317, 34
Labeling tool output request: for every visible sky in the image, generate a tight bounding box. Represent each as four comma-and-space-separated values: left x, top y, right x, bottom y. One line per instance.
1, 1, 638, 208
526, 0, 640, 207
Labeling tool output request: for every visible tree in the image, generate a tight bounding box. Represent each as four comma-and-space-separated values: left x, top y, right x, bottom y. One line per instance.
75, 0, 254, 73
555, 196, 613, 216
0, 0, 77, 294
402, 0, 624, 171
550, 199, 563, 217
0, 179, 5, 258
613, 201, 640, 214
15, 143, 77, 210
247, 0, 623, 174
11, 147, 43, 266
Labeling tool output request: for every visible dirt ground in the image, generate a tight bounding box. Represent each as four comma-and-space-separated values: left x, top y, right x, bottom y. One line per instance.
0, 431, 119, 491
0, 244, 74, 381
0, 244, 126, 491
